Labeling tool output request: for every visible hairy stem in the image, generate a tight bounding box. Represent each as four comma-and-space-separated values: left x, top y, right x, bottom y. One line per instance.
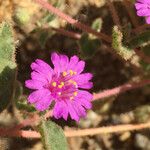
34, 0, 111, 43
107, 0, 121, 28
93, 79, 150, 100
0, 122, 150, 138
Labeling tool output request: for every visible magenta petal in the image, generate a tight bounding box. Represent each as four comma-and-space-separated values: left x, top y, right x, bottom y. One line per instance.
75, 60, 85, 74
51, 53, 69, 73
79, 82, 93, 89
135, 3, 148, 10
51, 52, 61, 73
66, 101, 79, 121
137, 9, 150, 16
31, 71, 47, 83
53, 102, 64, 119
137, 0, 149, 3
25, 79, 45, 90
59, 54, 69, 72
73, 101, 86, 118
68, 55, 79, 70
31, 59, 52, 81
74, 73, 93, 89
28, 89, 50, 104
76, 90, 93, 109
34, 90, 52, 111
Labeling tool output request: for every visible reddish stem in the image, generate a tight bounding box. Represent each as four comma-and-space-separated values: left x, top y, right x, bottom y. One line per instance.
132, 24, 150, 34
34, 0, 111, 43
52, 27, 81, 39
0, 122, 150, 138
93, 79, 150, 100
107, 0, 121, 28
0, 128, 40, 138
123, 0, 139, 28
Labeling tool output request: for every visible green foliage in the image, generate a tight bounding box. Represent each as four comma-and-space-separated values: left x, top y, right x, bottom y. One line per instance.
16, 96, 36, 112
14, 82, 36, 112
0, 59, 16, 112
127, 30, 150, 48
37, 0, 65, 27
0, 22, 17, 112
79, 33, 100, 59
91, 18, 102, 32
112, 26, 140, 67
39, 29, 52, 48
31, 28, 54, 48
14, 8, 31, 25
134, 105, 150, 123
140, 45, 150, 72
0, 22, 15, 60
39, 120, 68, 150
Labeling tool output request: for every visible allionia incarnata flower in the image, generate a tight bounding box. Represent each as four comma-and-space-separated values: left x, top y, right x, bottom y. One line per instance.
135, 0, 150, 24
25, 52, 93, 121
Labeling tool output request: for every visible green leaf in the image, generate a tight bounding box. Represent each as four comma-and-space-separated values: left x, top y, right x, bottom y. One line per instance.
39, 120, 68, 150
140, 61, 150, 72
112, 26, 140, 67
39, 30, 51, 48
14, 8, 31, 25
91, 18, 102, 32
0, 22, 15, 60
15, 96, 36, 112
79, 33, 100, 59
127, 30, 150, 48
0, 59, 16, 112
38, 0, 64, 27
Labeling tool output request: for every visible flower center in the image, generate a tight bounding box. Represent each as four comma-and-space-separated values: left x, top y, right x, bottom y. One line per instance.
48, 70, 78, 101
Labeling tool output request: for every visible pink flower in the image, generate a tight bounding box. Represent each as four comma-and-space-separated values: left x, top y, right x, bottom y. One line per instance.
25, 53, 93, 121
135, 0, 150, 24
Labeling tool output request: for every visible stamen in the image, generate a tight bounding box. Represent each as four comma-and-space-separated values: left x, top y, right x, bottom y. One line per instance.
58, 82, 65, 88
60, 82, 65, 86
58, 85, 63, 88
52, 82, 57, 87
62, 71, 67, 77
73, 71, 77, 75
69, 80, 77, 86
73, 91, 78, 96
72, 81, 77, 86
69, 70, 74, 76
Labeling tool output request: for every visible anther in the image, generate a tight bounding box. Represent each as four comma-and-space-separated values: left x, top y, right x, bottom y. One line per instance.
73, 71, 77, 75
62, 71, 67, 77
52, 82, 57, 87
60, 82, 64, 86
73, 91, 78, 96
58, 82, 65, 88
58, 85, 63, 88
69, 70, 74, 76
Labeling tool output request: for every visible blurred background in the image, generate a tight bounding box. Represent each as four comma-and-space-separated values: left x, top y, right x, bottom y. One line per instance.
0, 0, 150, 149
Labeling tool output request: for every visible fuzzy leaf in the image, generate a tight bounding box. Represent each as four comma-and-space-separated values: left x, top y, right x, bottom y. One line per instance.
112, 26, 140, 67
15, 96, 36, 112
0, 59, 16, 112
39, 120, 68, 150
14, 8, 31, 25
0, 22, 15, 60
127, 30, 150, 48
79, 33, 100, 59
91, 18, 102, 32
